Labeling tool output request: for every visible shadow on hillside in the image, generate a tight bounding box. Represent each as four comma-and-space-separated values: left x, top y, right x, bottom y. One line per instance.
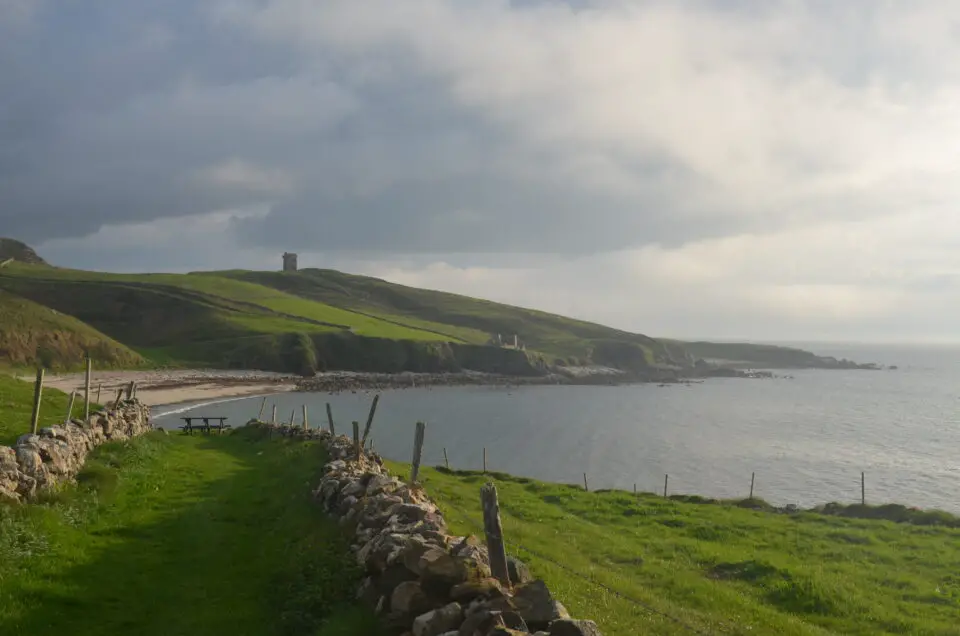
1, 433, 378, 636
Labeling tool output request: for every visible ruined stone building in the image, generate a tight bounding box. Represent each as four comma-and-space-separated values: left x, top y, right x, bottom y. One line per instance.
282, 252, 298, 272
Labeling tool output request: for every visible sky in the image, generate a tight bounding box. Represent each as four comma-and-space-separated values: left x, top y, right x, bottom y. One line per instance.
3, 0, 960, 343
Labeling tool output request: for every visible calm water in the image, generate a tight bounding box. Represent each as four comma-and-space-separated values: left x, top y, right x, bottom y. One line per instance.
154, 344, 960, 513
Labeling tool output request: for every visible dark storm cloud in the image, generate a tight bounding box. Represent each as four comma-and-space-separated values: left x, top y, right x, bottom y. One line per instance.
0, 0, 733, 254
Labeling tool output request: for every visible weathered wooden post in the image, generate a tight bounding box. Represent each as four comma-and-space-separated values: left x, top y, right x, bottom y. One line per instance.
861, 472, 865, 506
583, 473, 589, 491
483, 447, 487, 473
481, 483, 510, 586
290, 409, 296, 426
663, 474, 669, 498
96, 383, 102, 404
125, 381, 134, 400
410, 421, 425, 484
750, 472, 756, 500
113, 388, 124, 409
633, 483, 637, 496
302, 404, 309, 430
83, 354, 92, 422
257, 397, 266, 421
64, 391, 77, 424
326, 402, 335, 435
271, 404, 277, 425
361, 394, 380, 446
443, 447, 450, 469
131, 382, 137, 400
352, 421, 361, 461
30, 368, 45, 435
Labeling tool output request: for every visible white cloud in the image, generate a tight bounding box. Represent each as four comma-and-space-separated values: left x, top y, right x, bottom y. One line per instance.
194, 159, 294, 196
215, 0, 960, 228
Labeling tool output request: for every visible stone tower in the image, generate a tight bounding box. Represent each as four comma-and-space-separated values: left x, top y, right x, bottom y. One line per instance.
282, 252, 298, 272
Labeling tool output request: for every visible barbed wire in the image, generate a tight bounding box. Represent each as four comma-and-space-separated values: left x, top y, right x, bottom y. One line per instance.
429, 485, 716, 636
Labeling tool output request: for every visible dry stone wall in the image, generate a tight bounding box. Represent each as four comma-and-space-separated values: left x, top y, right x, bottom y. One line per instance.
0, 399, 151, 503
255, 420, 603, 636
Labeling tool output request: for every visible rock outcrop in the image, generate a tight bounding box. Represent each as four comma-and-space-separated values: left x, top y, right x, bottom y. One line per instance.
256, 421, 603, 636
0, 399, 151, 502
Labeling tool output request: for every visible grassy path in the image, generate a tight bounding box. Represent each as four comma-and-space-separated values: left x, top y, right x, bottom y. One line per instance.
0, 431, 376, 636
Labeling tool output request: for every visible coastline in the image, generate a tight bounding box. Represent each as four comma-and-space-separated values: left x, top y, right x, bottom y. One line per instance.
40, 370, 299, 407
37, 365, 788, 408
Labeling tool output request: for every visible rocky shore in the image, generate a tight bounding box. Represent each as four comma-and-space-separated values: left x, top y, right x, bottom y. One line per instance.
257, 420, 603, 635
294, 366, 777, 394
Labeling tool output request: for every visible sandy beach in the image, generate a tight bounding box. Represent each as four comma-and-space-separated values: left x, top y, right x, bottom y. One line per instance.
39, 370, 299, 407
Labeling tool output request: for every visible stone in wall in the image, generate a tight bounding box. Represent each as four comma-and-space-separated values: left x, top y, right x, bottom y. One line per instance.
254, 421, 603, 636
0, 399, 151, 503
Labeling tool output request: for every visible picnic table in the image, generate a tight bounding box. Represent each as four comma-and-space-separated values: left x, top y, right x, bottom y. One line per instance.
179, 417, 231, 435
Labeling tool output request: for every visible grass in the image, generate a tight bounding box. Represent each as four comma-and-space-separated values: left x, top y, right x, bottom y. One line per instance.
0, 264, 465, 372
385, 463, 960, 636
0, 289, 145, 370
220, 268, 678, 365
0, 374, 97, 446
0, 428, 378, 636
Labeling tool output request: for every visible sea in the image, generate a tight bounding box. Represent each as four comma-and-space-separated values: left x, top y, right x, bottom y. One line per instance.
153, 343, 960, 513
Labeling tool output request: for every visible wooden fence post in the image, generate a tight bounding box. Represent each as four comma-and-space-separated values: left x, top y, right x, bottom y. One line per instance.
750, 472, 756, 500
361, 394, 380, 447
302, 404, 308, 430
271, 404, 277, 425
257, 397, 267, 421
290, 409, 296, 426
96, 383, 102, 404
410, 421, 425, 484
113, 388, 124, 410
861, 472, 865, 506
30, 368, 45, 434
634, 483, 637, 496
583, 473, 589, 491
481, 483, 511, 586
483, 447, 487, 473
663, 474, 669, 498
64, 391, 77, 424
83, 355, 92, 422
443, 447, 450, 469
352, 421, 361, 461
326, 402, 335, 435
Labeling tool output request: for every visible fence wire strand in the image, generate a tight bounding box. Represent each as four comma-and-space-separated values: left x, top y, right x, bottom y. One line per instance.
430, 486, 716, 636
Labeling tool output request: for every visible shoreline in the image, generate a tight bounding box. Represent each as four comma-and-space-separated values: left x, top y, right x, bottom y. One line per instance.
35, 366, 792, 407
40, 370, 299, 407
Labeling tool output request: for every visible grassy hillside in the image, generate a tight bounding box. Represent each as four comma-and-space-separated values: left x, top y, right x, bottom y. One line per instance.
0, 261, 682, 375
218, 268, 679, 367
392, 463, 960, 636
0, 263, 472, 373
0, 289, 145, 371
0, 374, 98, 446
0, 238, 46, 266
0, 430, 377, 635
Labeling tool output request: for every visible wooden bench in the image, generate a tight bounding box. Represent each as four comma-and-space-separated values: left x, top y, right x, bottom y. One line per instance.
179, 417, 231, 435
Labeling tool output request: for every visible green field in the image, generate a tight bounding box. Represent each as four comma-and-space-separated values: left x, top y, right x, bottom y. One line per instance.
0, 374, 98, 446
0, 428, 376, 636
0, 258, 684, 374
0, 289, 145, 371
386, 463, 960, 636
0, 245, 859, 375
